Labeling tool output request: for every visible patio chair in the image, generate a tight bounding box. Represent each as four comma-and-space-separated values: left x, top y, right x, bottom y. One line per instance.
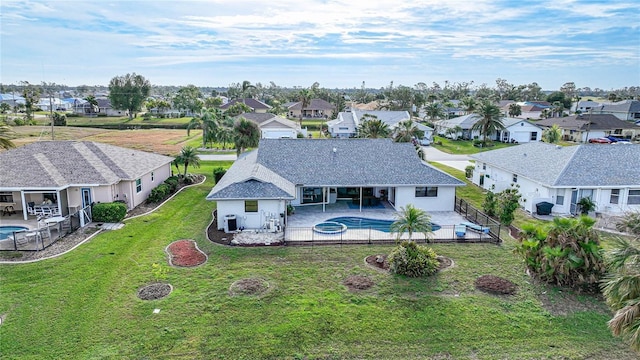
52, 207, 61, 216
41, 207, 53, 217
27, 203, 37, 216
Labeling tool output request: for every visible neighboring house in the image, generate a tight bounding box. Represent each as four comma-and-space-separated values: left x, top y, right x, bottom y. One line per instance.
470, 142, 640, 215
0, 141, 174, 221
327, 109, 431, 141
436, 115, 542, 143
536, 114, 640, 142
0, 93, 25, 108
287, 98, 336, 119
74, 98, 127, 117
573, 100, 601, 113
593, 100, 640, 122
235, 113, 306, 139
206, 139, 464, 231
35, 97, 72, 111
220, 98, 271, 113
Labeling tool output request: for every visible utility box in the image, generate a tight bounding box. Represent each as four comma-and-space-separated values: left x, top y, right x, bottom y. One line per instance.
224, 214, 237, 233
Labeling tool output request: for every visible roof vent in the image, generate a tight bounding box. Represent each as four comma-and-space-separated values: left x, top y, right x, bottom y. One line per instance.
556, 145, 561, 149
523, 153, 527, 157
333, 147, 337, 153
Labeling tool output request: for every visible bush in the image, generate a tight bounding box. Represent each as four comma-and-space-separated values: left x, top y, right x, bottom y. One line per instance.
164, 177, 179, 192
388, 241, 439, 277
148, 183, 171, 203
483, 191, 497, 217
13, 118, 26, 126
213, 167, 227, 184
616, 211, 640, 235
92, 202, 127, 223
52, 112, 66, 126
66, 113, 80, 118
465, 165, 474, 179
497, 185, 521, 226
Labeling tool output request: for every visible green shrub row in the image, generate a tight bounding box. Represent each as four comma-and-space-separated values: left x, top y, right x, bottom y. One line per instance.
92, 202, 127, 223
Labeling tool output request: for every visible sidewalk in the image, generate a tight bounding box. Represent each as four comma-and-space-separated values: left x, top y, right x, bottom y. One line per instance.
422, 146, 474, 172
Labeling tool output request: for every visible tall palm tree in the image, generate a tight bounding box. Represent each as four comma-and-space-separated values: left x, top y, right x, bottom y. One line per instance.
508, 103, 522, 117
543, 124, 562, 143
187, 109, 219, 149
471, 101, 505, 146
241, 80, 256, 102
357, 115, 390, 139
0, 124, 16, 149
297, 88, 313, 122
393, 120, 423, 143
552, 101, 564, 117
460, 97, 477, 115
84, 95, 99, 115
424, 102, 445, 120
390, 204, 433, 241
176, 146, 201, 176
602, 236, 640, 351
233, 117, 260, 156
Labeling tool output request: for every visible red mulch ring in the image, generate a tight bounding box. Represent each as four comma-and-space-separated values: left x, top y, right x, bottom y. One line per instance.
475, 275, 517, 295
344, 275, 375, 291
167, 239, 207, 267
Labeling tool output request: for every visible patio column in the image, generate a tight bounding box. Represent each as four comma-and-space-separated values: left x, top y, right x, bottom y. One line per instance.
359, 186, 363, 212
322, 187, 326, 213
20, 191, 28, 220
56, 190, 62, 216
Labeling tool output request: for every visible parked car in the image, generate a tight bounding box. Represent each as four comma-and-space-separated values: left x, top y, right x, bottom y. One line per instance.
605, 135, 630, 143
588, 137, 612, 144
419, 138, 431, 146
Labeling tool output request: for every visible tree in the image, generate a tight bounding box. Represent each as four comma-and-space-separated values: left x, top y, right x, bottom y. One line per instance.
460, 97, 477, 115
471, 101, 505, 146
233, 117, 260, 156
20, 81, 41, 121
393, 120, 423, 143
0, 103, 11, 114
390, 204, 433, 241
508, 103, 522, 117
108, 73, 151, 120
546, 91, 571, 110
204, 97, 223, 109
496, 185, 521, 226
84, 95, 99, 115
173, 85, 203, 116
225, 102, 251, 117
482, 190, 497, 217
52, 112, 66, 126
543, 124, 562, 143
297, 88, 313, 122
187, 109, 219, 148
424, 102, 445, 120
0, 124, 16, 149
175, 146, 200, 176
601, 237, 640, 351
552, 101, 565, 117
357, 115, 390, 139
241, 80, 256, 100
388, 241, 439, 277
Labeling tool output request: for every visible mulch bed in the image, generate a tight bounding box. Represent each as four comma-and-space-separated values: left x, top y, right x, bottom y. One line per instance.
475, 275, 517, 295
126, 174, 206, 219
229, 278, 270, 296
365, 254, 453, 272
166, 239, 207, 267
343, 275, 375, 291
138, 283, 172, 300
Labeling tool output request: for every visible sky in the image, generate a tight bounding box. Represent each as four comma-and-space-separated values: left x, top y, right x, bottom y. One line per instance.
1, 0, 639, 91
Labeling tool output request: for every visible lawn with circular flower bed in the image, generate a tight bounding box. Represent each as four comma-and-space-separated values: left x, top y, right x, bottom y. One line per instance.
166, 239, 207, 267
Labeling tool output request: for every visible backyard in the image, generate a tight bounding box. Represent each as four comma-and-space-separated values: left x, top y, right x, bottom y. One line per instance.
0, 161, 635, 359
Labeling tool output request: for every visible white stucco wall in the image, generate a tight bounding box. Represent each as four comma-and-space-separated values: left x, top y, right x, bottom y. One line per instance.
215, 199, 285, 230
262, 129, 298, 139
129, 163, 172, 208
394, 186, 456, 212
502, 122, 543, 143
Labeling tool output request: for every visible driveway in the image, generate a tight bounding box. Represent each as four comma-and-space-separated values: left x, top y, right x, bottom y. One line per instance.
422, 146, 474, 172
198, 154, 237, 161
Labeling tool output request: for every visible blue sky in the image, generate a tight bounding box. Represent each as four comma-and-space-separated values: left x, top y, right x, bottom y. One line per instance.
1, 0, 638, 90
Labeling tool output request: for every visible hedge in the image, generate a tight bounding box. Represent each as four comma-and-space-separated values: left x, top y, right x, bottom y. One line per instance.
92, 202, 127, 223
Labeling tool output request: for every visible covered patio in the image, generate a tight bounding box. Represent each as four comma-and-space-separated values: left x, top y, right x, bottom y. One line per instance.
0, 211, 81, 251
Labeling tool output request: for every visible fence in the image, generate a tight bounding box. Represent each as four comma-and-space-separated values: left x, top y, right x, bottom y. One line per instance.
0, 210, 83, 252
454, 197, 502, 242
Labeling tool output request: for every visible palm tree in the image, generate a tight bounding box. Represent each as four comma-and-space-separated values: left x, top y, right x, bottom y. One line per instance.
241, 80, 256, 101
0, 124, 16, 149
390, 204, 433, 241
233, 117, 260, 156
508, 103, 522, 117
460, 97, 477, 115
357, 115, 390, 139
424, 102, 445, 120
393, 120, 423, 143
552, 101, 564, 117
471, 101, 505, 146
543, 124, 562, 143
187, 109, 219, 148
175, 146, 200, 176
297, 88, 313, 123
84, 95, 99, 115
602, 236, 640, 351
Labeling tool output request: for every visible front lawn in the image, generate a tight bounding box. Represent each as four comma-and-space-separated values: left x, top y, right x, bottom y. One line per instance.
432, 136, 517, 154
0, 161, 633, 359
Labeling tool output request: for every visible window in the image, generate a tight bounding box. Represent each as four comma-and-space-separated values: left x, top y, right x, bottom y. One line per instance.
245, 200, 258, 212
530, 132, 538, 141
629, 190, 640, 205
482, 163, 486, 170
512, 174, 518, 183
136, 179, 142, 193
151, 172, 155, 182
415, 187, 438, 197
556, 189, 565, 205
610, 189, 620, 204
0, 192, 13, 203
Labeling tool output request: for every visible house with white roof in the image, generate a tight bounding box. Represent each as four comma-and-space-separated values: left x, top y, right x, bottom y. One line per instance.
327, 109, 432, 142
0, 141, 174, 221
470, 142, 640, 215
235, 113, 306, 139
206, 139, 464, 231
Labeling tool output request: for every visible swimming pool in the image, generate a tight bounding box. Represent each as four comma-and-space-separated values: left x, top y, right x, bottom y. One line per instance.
312, 221, 348, 234
0, 226, 29, 240
325, 217, 441, 233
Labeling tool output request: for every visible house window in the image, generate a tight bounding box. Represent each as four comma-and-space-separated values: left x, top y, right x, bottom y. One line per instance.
614, 129, 623, 135
530, 132, 538, 141
151, 172, 155, 182
415, 187, 438, 197
136, 179, 142, 193
629, 190, 640, 205
245, 200, 258, 212
0, 192, 13, 203
610, 189, 620, 204
556, 189, 564, 205
512, 174, 518, 183
482, 163, 486, 170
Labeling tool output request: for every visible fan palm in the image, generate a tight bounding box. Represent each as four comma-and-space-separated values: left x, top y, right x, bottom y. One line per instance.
0, 124, 16, 149
357, 115, 390, 139
543, 124, 562, 143
390, 204, 433, 241
187, 109, 220, 148
424, 102, 445, 120
233, 117, 260, 156
175, 146, 201, 176
393, 120, 423, 143
471, 101, 505, 146
460, 97, 477, 115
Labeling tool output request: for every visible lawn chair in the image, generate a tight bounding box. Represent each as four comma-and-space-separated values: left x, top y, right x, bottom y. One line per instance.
455, 224, 466, 238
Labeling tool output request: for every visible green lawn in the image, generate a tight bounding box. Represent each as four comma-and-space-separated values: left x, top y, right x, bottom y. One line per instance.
432, 136, 518, 154
0, 161, 633, 359
33, 115, 195, 127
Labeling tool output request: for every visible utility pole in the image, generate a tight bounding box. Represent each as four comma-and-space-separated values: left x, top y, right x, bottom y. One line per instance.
49, 93, 54, 140
584, 107, 592, 143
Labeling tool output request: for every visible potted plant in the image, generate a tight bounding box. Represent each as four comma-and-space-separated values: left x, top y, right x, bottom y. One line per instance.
577, 197, 596, 216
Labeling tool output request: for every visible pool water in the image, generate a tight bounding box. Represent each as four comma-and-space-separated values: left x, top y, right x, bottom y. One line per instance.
0, 226, 29, 240
326, 217, 441, 233
313, 221, 347, 234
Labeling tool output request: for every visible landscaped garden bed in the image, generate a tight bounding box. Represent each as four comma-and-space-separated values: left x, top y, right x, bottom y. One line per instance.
166, 239, 207, 267
475, 274, 517, 295
137, 283, 172, 300
365, 254, 453, 272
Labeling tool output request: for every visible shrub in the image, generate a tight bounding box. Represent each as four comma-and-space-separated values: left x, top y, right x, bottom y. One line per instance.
92, 202, 127, 223
164, 177, 179, 192
52, 112, 66, 126
66, 113, 80, 118
13, 118, 26, 126
148, 183, 171, 203
213, 167, 227, 184
388, 241, 439, 277
497, 185, 521, 226
616, 211, 640, 235
464, 165, 474, 179
483, 190, 497, 217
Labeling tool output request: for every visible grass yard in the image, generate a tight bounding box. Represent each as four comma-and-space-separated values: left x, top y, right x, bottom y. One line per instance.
0, 161, 634, 359
32, 115, 195, 127
432, 136, 517, 154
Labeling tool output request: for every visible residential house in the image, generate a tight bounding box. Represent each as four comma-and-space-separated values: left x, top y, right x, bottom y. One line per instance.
74, 98, 127, 117
327, 109, 432, 142
235, 113, 306, 139
470, 142, 640, 215
287, 98, 335, 119
0, 93, 25, 108
436, 114, 543, 143
573, 100, 602, 113
593, 100, 640, 122
220, 98, 271, 113
206, 139, 464, 232
0, 141, 174, 222
35, 97, 72, 111
536, 114, 640, 142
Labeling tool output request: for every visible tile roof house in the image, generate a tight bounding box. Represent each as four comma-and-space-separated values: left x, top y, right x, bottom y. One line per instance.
206, 138, 464, 232
470, 142, 640, 215
235, 113, 306, 139
287, 98, 336, 119
535, 114, 640, 142
0, 141, 174, 221
327, 109, 432, 141
220, 98, 272, 113
593, 100, 640, 122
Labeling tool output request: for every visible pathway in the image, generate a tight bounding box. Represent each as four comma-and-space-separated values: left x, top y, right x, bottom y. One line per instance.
422, 146, 474, 172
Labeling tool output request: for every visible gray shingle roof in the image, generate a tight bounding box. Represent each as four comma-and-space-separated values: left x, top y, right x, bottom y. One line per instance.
288, 99, 335, 110
470, 142, 640, 187
535, 114, 639, 130
0, 141, 174, 189
220, 98, 271, 110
